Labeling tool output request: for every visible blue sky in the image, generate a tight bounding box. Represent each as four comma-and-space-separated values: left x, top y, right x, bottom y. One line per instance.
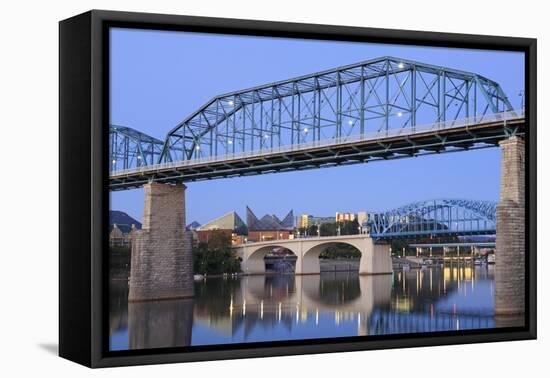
109, 28, 524, 224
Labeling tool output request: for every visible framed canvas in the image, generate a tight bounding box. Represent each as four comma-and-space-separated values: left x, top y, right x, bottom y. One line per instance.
59, 10, 537, 368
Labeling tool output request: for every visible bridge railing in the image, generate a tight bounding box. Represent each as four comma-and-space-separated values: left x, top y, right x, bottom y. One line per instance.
110, 109, 524, 177
370, 227, 496, 239
232, 233, 374, 247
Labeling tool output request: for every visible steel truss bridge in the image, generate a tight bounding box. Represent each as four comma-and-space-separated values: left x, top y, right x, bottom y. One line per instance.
109, 125, 164, 167
366, 199, 496, 240
109, 56, 525, 191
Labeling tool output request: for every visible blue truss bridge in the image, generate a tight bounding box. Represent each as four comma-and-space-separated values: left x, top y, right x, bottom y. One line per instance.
109, 56, 525, 191
236, 198, 496, 242
365, 198, 496, 240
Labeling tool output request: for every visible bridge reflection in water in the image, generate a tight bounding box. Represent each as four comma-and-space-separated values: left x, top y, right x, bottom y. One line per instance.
110, 265, 515, 351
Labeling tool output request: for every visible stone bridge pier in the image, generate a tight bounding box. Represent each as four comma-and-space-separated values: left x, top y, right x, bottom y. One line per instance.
128, 183, 194, 302
495, 136, 525, 319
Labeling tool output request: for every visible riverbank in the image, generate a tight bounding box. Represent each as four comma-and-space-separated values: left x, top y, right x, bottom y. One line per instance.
109, 254, 363, 280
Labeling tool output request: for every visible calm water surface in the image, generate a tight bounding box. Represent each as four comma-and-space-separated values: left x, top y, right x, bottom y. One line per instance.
110, 265, 498, 351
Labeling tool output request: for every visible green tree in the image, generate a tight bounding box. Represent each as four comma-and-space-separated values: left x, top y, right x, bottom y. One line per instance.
319, 244, 361, 259
297, 225, 320, 236
307, 224, 318, 236
340, 219, 360, 235
317, 220, 360, 236
320, 222, 337, 236
193, 230, 242, 275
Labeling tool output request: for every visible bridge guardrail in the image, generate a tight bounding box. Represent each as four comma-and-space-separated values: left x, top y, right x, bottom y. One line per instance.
232, 233, 372, 247
110, 109, 524, 177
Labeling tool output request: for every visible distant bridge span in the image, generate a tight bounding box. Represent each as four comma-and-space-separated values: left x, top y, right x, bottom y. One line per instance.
233, 234, 392, 275
366, 198, 497, 239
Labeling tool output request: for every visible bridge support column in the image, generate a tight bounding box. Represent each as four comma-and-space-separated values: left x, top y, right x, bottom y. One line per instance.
295, 243, 320, 275
359, 241, 392, 275
241, 253, 267, 275
495, 136, 525, 318
128, 183, 194, 302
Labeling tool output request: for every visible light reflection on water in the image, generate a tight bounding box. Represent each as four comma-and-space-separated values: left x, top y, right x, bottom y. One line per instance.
110, 265, 499, 351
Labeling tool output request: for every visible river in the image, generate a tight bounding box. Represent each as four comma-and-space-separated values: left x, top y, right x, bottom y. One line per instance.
110, 264, 505, 351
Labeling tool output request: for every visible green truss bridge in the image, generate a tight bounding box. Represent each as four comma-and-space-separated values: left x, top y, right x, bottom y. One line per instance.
109, 56, 525, 191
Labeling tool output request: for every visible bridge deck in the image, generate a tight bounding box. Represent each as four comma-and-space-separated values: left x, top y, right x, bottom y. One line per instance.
372, 228, 496, 239
232, 234, 373, 249
409, 242, 495, 248
110, 112, 524, 190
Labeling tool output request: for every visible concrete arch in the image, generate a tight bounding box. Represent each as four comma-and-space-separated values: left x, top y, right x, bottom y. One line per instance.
298, 238, 392, 275
298, 241, 362, 275
239, 244, 299, 275
234, 235, 392, 276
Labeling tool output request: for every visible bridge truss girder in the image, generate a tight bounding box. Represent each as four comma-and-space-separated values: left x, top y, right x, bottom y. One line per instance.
109, 115, 524, 191
159, 56, 514, 164
366, 199, 497, 239
109, 125, 164, 171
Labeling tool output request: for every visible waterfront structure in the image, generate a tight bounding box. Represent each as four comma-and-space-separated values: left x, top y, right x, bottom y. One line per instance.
246, 207, 294, 242
408, 242, 495, 258
109, 210, 141, 247
109, 223, 138, 247
297, 214, 309, 229
296, 214, 336, 229
195, 211, 247, 244
336, 212, 356, 223
107, 56, 525, 313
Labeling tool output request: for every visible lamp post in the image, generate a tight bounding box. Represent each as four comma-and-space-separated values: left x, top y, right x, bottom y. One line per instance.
519, 90, 525, 110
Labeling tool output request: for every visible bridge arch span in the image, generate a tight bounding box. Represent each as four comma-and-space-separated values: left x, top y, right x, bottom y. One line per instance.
234, 235, 392, 276
298, 240, 364, 275
238, 244, 299, 275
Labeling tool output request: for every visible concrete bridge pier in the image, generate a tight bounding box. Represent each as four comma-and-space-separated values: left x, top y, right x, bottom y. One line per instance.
495, 136, 525, 319
294, 244, 322, 275
358, 241, 392, 275
128, 182, 194, 302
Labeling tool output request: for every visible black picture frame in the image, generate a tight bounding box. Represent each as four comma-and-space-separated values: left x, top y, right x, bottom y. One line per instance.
59, 9, 537, 368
